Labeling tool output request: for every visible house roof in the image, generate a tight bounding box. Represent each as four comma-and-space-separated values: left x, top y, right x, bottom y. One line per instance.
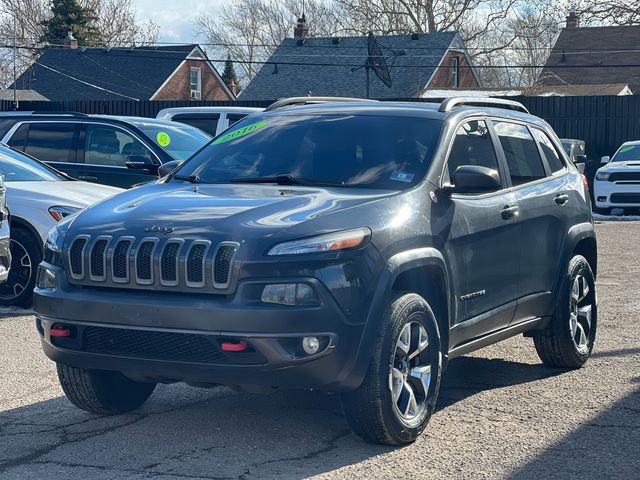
11, 45, 227, 101
539, 25, 640, 92
239, 32, 463, 100
0, 89, 48, 101
525, 83, 633, 96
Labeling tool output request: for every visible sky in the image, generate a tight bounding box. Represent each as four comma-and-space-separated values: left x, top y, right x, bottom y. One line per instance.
134, 0, 225, 44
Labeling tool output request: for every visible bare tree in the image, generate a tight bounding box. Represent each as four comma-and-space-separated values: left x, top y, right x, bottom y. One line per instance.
575, 0, 640, 26
195, 0, 337, 83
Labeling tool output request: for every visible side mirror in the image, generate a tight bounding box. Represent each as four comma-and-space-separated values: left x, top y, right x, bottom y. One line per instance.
574, 154, 587, 163
446, 165, 501, 194
158, 159, 183, 178
126, 155, 158, 171
601, 156, 611, 164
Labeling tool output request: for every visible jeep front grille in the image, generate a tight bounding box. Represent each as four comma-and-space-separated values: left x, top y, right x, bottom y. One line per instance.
67, 236, 239, 293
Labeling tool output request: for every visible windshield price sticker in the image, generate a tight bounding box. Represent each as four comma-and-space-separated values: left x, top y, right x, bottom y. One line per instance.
213, 121, 268, 145
157, 132, 171, 147
390, 171, 415, 183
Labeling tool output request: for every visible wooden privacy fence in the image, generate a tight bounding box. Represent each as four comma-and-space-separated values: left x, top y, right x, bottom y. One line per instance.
1, 95, 639, 160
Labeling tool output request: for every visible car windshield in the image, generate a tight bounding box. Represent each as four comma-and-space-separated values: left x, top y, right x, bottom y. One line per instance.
0, 147, 65, 182
172, 114, 442, 190
612, 144, 640, 162
132, 121, 211, 161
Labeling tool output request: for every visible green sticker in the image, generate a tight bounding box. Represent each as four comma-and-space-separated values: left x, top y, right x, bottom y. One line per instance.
157, 132, 170, 147
620, 145, 636, 153
213, 121, 268, 145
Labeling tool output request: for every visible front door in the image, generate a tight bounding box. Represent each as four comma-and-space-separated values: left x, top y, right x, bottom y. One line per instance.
439, 119, 522, 347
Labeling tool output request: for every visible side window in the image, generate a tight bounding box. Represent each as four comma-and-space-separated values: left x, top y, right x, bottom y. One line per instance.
532, 129, 566, 173
6, 124, 29, 151
172, 114, 219, 137
493, 122, 546, 186
22, 123, 76, 163
83, 125, 152, 167
447, 119, 500, 181
227, 113, 248, 126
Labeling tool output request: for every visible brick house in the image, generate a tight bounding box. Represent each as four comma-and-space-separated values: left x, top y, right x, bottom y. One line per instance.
12, 43, 235, 101
240, 19, 480, 100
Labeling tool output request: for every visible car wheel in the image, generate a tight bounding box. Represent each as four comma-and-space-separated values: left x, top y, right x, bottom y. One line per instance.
341, 293, 442, 445
57, 364, 156, 414
533, 255, 597, 368
0, 226, 42, 307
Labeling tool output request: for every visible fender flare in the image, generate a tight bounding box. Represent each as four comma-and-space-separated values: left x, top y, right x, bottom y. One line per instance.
338, 247, 451, 390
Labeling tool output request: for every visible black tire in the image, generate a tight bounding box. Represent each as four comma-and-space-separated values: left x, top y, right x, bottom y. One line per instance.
57, 364, 156, 414
341, 293, 442, 445
533, 255, 597, 369
0, 225, 42, 307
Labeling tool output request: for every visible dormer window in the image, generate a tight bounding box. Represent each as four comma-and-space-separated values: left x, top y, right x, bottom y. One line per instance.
190, 67, 202, 100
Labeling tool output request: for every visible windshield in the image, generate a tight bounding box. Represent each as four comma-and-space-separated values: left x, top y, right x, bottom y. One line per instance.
172, 114, 441, 189
0, 147, 65, 182
612, 144, 640, 162
132, 121, 211, 161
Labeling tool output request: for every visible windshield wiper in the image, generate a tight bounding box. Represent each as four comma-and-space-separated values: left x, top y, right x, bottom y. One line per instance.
173, 174, 201, 184
229, 174, 344, 187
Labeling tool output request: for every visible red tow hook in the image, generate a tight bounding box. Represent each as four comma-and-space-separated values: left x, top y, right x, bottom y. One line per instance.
50, 324, 72, 337
221, 340, 248, 352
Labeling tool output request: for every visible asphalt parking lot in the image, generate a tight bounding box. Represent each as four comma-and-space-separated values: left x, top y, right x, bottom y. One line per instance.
0, 220, 638, 480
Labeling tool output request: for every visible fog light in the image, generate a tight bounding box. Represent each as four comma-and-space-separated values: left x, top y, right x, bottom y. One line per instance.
37, 267, 57, 289
302, 336, 320, 355
597, 196, 607, 202
261, 283, 319, 306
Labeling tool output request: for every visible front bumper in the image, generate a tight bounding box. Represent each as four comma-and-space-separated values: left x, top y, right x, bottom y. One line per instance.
593, 180, 640, 208
34, 269, 371, 392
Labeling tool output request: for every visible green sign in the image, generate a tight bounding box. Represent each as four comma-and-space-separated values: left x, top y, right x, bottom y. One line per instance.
157, 132, 171, 147
213, 121, 268, 145
620, 145, 636, 154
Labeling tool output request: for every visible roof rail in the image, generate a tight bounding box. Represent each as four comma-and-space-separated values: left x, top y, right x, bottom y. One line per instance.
0, 111, 88, 116
439, 97, 529, 114
265, 96, 378, 112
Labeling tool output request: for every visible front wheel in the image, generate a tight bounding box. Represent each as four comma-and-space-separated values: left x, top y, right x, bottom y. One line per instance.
341, 293, 442, 445
57, 364, 156, 414
0, 226, 42, 307
533, 255, 597, 368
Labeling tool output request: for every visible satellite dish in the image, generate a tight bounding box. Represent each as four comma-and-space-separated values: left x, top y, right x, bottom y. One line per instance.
367, 32, 392, 88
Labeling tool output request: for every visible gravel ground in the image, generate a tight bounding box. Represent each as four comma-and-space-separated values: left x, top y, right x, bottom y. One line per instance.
0, 220, 638, 479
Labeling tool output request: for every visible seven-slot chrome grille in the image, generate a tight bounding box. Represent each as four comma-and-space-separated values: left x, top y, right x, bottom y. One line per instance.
66, 235, 239, 292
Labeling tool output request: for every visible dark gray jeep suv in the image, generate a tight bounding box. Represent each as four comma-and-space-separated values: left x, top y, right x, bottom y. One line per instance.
34, 98, 598, 445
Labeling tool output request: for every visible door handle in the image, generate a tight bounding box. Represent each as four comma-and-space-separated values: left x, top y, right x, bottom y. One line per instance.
555, 194, 569, 205
501, 205, 519, 220
78, 175, 98, 181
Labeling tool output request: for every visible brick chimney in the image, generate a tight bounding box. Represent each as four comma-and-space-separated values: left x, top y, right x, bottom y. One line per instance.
64, 31, 78, 49
227, 79, 238, 97
293, 14, 309, 39
566, 7, 580, 29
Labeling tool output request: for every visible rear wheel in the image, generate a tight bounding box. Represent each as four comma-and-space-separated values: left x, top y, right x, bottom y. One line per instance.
533, 255, 597, 368
0, 226, 42, 307
57, 364, 156, 414
341, 293, 442, 445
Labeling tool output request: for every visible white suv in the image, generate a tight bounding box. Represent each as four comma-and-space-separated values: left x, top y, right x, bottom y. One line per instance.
594, 141, 640, 214
156, 107, 263, 137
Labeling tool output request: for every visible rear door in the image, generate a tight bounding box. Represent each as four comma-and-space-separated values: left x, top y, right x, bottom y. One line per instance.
441, 119, 522, 347
6, 122, 80, 176
76, 123, 160, 188
492, 121, 571, 321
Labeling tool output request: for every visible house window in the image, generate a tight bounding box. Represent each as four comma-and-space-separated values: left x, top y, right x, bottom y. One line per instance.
451, 56, 460, 88
190, 67, 202, 100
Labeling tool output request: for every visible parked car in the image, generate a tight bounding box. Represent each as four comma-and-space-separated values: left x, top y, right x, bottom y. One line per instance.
594, 140, 640, 214
0, 174, 10, 285
560, 138, 587, 174
156, 106, 263, 137
35, 97, 597, 446
0, 113, 211, 188
0, 145, 121, 306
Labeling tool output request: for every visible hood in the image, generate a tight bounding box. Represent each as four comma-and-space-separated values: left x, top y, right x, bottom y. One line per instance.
67, 182, 394, 242
599, 161, 640, 172
7, 181, 123, 207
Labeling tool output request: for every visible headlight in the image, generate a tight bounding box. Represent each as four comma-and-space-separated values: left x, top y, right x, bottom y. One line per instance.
45, 226, 64, 254
595, 171, 611, 181
49, 205, 81, 222
267, 227, 371, 256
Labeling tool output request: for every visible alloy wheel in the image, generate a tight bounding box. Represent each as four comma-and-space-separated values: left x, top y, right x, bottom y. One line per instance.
570, 273, 593, 354
388, 319, 432, 426
0, 239, 32, 301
